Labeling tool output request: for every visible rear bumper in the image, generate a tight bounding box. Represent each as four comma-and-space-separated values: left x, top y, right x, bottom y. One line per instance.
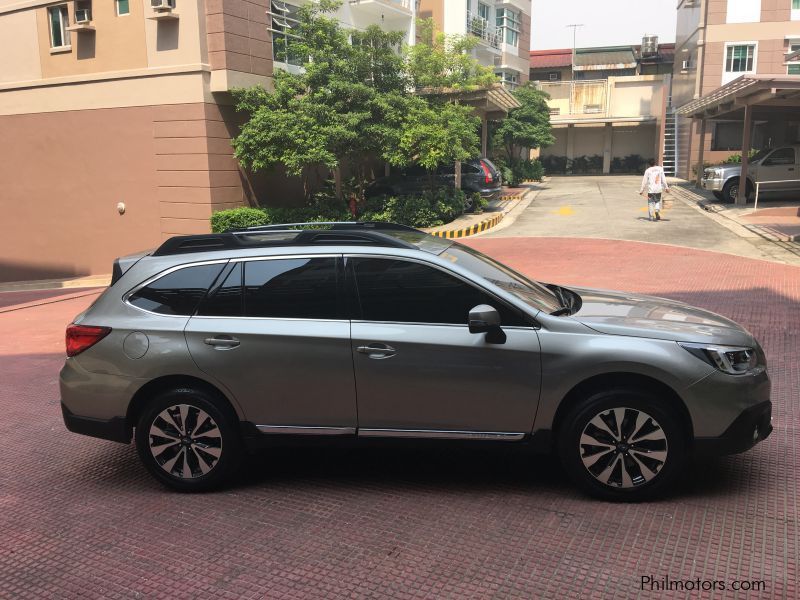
61, 402, 131, 444
693, 400, 772, 456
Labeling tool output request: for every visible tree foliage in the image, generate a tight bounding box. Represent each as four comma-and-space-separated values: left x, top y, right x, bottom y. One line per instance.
492, 83, 555, 161
231, 3, 499, 199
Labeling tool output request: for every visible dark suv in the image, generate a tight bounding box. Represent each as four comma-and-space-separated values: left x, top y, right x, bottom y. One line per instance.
365, 158, 502, 211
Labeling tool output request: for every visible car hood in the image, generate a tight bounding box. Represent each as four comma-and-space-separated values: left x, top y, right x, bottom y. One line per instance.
568, 287, 754, 345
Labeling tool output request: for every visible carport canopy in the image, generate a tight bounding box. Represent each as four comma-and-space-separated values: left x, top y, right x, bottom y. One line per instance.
675, 75, 800, 205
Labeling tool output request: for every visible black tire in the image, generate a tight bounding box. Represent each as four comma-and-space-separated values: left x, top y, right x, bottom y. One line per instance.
463, 195, 476, 213
135, 387, 243, 492
712, 191, 725, 201
721, 178, 752, 204
557, 388, 687, 501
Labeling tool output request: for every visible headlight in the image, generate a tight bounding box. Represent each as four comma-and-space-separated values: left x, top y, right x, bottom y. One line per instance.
679, 342, 762, 375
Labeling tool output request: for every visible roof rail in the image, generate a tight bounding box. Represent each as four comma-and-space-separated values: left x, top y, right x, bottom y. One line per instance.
231, 221, 421, 233
152, 222, 422, 256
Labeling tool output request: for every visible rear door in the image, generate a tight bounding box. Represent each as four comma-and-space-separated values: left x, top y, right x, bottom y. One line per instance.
184, 255, 357, 433
756, 147, 796, 193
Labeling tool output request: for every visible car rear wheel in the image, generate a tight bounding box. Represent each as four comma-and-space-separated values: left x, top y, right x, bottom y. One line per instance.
135, 388, 242, 491
558, 389, 687, 501
463, 195, 476, 213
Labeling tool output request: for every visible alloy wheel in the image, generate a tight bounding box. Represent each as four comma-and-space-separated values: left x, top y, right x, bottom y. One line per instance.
579, 407, 668, 489
148, 403, 223, 479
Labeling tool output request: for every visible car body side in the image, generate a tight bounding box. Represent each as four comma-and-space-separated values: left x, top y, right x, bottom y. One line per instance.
60, 243, 770, 457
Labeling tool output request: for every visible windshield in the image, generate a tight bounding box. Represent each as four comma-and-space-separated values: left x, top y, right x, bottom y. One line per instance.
440, 243, 563, 313
750, 149, 772, 164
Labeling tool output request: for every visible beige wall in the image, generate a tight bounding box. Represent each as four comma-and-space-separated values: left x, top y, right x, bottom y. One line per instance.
0, 9, 42, 83
35, 1, 148, 78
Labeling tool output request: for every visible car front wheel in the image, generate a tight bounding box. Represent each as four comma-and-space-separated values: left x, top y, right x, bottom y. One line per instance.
558, 389, 686, 501
135, 388, 243, 491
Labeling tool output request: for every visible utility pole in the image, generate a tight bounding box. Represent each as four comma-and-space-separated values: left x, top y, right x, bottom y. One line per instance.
566, 24, 583, 116
566, 24, 583, 80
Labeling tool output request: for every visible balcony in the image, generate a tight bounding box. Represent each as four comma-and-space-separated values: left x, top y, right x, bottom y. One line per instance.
465, 11, 500, 51
536, 76, 666, 123
348, 0, 413, 21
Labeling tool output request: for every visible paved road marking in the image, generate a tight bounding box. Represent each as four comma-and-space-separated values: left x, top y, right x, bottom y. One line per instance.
555, 206, 575, 216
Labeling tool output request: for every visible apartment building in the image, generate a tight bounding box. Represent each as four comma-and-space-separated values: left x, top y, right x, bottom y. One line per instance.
417, 0, 531, 90
0, 0, 416, 282
531, 40, 675, 175
673, 0, 800, 179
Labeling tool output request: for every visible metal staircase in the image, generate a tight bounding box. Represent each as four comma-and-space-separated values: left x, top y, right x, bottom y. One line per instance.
662, 101, 677, 176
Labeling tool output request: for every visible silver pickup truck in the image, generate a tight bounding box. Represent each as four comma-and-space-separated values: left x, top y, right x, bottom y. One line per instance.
702, 146, 800, 203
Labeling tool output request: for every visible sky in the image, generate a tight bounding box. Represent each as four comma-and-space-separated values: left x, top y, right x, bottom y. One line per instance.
531, 0, 677, 50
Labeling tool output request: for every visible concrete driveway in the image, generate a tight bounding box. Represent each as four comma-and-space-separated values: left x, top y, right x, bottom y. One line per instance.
489, 176, 800, 263
1, 235, 798, 599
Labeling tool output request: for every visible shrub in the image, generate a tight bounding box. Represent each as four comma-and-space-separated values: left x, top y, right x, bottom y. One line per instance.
723, 149, 759, 164
210, 207, 269, 233
529, 159, 545, 182
540, 155, 568, 174
359, 188, 464, 228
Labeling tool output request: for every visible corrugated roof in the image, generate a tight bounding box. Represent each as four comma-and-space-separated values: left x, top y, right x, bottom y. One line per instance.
529, 49, 572, 69
573, 49, 637, 70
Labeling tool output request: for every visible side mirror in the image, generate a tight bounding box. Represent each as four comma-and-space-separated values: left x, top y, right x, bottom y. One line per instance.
468, 304, 506, 344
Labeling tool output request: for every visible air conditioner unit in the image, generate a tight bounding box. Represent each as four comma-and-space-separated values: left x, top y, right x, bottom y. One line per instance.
151, 0, 175, 11
682, 59, 691, 70
75, 8, 91, 23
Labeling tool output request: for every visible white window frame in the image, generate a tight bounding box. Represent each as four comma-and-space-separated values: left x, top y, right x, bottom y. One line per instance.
116, 0, 130, 16
793, 0, 800, 21
47, 5, 70, 50
788, 40, 800, 74
722, 42, 757, 85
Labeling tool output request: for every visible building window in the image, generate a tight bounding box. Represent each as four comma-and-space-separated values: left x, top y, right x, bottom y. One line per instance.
726, 0, 761, 23
789, 43, 800, 75
723, 43, 756, 83
116, 0, 130, 15
496, 70, 518, 90
269, 1, 303, 67
548, 71, 561, 81
793, 0, 800, 20
477, 2, 490, 21
47, 5, 69, 49
496, 8, 520, 47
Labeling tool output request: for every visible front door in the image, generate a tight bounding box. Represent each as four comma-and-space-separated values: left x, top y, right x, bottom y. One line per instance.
348, 256, 542, 438
185, 255, 357, 433
756, 147, 797, 193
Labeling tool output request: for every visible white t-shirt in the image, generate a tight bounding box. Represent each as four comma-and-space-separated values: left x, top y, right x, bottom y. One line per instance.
640, 166, 669, 194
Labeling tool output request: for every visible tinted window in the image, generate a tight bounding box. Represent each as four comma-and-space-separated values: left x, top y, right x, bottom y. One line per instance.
244, 258, 339, 319
198, 263, 243, 317
129, 264, 224, 315
351, 258, 525, 325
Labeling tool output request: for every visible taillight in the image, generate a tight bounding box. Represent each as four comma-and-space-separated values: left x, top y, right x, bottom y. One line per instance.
66, 324, 111, 357
479, 160, 492, 184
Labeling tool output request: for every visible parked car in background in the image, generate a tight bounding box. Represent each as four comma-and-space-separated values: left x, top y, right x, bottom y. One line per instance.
702, 146, 800, 203
61, 222, 771, 501
365, 158, 502, 212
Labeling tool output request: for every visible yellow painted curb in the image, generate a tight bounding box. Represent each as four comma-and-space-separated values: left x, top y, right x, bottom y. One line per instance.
430, 211, 505, 239
499, 193, 523, 201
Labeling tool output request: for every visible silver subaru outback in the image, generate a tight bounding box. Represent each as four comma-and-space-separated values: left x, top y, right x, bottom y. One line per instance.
60, 222, 772, 500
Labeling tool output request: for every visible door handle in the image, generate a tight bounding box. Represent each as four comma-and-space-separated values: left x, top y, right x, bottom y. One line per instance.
204, 336, 240, 349
356, 343, 397, 359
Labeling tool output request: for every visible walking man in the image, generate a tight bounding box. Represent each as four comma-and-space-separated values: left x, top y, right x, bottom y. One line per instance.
639, 159, 669, 221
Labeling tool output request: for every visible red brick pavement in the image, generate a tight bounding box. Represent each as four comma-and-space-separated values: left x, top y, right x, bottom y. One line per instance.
0, 238, 797, 599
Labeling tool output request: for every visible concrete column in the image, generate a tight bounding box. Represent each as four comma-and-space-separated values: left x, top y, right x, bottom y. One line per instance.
695, 118, 707, 188
602, 123, 613, 174
481, 113, 489, 157
566, 124, 575, 173
737, 105, 753, 206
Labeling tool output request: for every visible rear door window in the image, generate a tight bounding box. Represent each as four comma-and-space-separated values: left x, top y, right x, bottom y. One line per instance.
128, 263, 224, 315
197, 258, 342, 319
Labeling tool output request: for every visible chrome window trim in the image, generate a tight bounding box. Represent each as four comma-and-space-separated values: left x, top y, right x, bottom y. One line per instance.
123, 259, 231, 317
190, 315, 349, 323
345, 253, 538, 329
358, 428, 526, 441
256, 425, 356, 436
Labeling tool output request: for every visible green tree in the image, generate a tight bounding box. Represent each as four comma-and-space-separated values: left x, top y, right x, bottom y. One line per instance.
231, 0, 406, 200
492, 83, 555, 163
